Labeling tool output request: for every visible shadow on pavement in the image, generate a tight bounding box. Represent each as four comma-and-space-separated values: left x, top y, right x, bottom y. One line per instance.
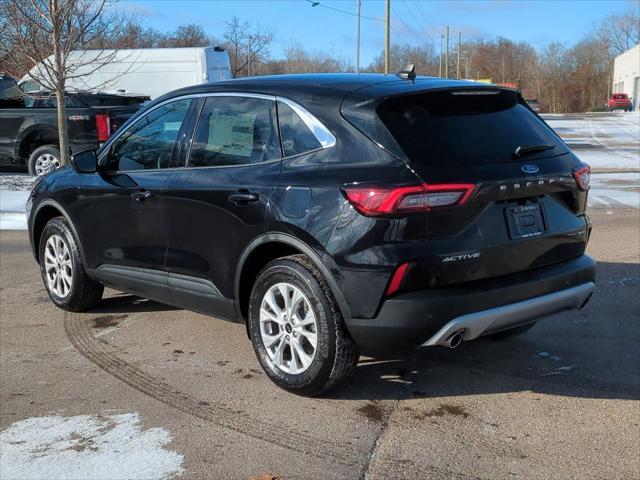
83, 261, 638, 402
89, 293, 179, 314
332, 260, 639, 402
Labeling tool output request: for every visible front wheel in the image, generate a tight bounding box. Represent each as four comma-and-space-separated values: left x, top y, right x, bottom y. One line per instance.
39, 217, 103, 311
248, 255, 358, 396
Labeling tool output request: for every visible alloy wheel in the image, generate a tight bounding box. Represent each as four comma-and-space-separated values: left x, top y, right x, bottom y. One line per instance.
44, 234, 73, 298
259, 282, 318, 374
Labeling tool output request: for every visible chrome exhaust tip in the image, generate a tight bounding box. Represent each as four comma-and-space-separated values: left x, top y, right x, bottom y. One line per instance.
445, 331, 464, 349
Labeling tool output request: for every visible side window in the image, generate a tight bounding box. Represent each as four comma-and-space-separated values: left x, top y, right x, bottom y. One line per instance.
32, 94, 80, 108
109, 99, 190, 171
188, 96, 280, 168
277, 102, 322, 157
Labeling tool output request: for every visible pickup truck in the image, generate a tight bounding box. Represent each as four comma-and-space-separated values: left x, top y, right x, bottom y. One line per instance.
607, 93, 633, 112
0, 76, 148, 175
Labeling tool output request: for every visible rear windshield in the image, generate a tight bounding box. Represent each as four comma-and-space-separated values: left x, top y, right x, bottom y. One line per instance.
372, 89, 565, 165
80, 95, 149, 107
612, 94, 628, 99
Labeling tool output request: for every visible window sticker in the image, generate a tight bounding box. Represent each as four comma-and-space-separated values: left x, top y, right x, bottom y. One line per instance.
207, 112, 256, 158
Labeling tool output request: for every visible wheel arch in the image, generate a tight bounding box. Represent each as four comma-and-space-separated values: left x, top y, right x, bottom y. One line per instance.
18, 126, 59, 161
31, 199, 86, 267
234, 233, 351, 327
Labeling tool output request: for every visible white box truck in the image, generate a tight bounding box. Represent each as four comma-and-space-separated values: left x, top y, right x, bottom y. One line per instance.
21, 47, 232, 99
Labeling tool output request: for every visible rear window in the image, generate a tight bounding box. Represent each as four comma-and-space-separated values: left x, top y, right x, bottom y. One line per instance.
612, 94, 628, 99
80, 94, 149, 107
28, 94, 81, 108
347, 89, 566, 165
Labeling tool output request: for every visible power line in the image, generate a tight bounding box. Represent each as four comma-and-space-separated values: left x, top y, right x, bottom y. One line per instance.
400, 0, 435, 43
389, 23, 413, 48
413, 0, 445, 37
304, 0, 384, 22
390, 5, 425, 45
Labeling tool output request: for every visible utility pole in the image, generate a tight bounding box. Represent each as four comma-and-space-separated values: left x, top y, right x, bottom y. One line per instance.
465, 52, 470, 79
456, 31, 461, 79
385, 0, 390, 75
439, 34, 443, 77
444, 26, 449, 78
247, 35, 252, 77
355, 0, 361, 74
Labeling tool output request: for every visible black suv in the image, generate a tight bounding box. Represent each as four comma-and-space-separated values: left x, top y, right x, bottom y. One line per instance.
28, 74, 596, 395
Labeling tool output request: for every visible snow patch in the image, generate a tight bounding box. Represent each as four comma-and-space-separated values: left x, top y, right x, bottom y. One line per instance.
0, 191, 29, 212
0, 213, 27, 230
544, 112, 640, 172
0, 174, 36, 191
589, 172, 640, 209
0, 412, 184, 480
574, 149, 640, 172
0, 191, 29, 230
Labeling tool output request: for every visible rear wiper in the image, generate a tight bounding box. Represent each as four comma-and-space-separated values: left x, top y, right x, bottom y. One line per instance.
514, 144, 555, 158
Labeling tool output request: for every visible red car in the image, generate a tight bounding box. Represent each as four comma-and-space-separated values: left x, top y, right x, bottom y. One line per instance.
607, 93, 633, 111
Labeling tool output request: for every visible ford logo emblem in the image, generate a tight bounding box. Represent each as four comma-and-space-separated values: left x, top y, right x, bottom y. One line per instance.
521, 164, 539, 174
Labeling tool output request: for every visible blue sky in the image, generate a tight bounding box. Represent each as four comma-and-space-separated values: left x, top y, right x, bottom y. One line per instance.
121, 0, 637, 65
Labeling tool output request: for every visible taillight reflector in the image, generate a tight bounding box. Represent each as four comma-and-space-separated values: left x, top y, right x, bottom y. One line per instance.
95, 113, 111, 142
572, 165, 591, 191
386, 262, 409, 297
342, 183, 476, 216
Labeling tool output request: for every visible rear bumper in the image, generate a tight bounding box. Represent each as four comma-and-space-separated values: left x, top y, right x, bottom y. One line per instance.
345, 255, 596, 351
422, 282, 594, 347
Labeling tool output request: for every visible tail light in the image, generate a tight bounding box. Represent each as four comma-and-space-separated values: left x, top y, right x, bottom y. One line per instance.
572, 165, 591, 191
95, 113, 111, 142
342, 183, 476, 216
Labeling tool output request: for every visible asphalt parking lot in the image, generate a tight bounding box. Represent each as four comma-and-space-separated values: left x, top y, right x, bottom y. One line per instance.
1, 113, 639, 480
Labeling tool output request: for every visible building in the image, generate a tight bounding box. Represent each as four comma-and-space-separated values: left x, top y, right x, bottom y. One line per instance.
612, 44, 640, 110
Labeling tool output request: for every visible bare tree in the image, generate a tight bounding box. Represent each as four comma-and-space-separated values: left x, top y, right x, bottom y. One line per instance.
223, 17, 273, 77
367, 44, 439, 76
223, 16, 248, 77
157, 24, 214, 48
597, 8, 640, 57
279, 41, 351, 74
0, 0, 128, 166
245, 23, 273, 76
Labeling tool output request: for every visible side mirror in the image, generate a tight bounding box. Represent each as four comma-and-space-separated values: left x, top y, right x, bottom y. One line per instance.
70, 150, 98, 174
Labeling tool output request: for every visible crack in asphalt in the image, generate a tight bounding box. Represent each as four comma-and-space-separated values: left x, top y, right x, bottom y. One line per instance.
360, 400, 398, 480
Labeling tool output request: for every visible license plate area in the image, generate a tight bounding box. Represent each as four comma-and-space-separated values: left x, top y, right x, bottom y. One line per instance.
505, 204, 546, 240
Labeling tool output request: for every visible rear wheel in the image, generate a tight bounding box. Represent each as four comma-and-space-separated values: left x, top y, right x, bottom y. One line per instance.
39, 217, 103, 311
486, 322, 536, 340
28, 145, 61, 176
248, 255, 358, 396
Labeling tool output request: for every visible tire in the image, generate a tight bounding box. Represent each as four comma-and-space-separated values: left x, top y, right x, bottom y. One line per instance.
248, 255, 358, 396
486, 322, 536, 340
28, 145, 61, 176
39, 216, 103, 312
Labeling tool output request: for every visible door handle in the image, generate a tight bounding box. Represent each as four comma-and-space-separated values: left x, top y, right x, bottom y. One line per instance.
131, 190, 153, 202
228, 191, 259, 205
